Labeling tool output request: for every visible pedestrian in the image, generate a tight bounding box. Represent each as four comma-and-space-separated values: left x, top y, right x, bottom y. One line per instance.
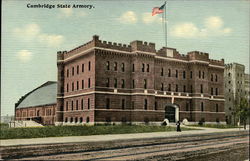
176, 121, 181, 132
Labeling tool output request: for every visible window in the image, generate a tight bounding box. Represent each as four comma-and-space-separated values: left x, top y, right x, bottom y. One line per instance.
82, 80, 84, 89
88, 98, 90, 109
147, 64, 150, 72
106, 78, 109, 87
114, 62, 117, 71
215, 75, 218, 82
132, 80, 135, 89
216, 104, 219, 112
81, 99, 84, 110
77, 81, 79, 90
121, 79, 125, 88
106, 98, 110, 109
88, 61, 91, 71
76, 100, 78, 110
211, 88, 213, 95
201, 102, 204, 112
190, 85, 193, 93
211, 74, 213, 81
106, 61, 110, 70
67, 84, 69, 92
183, 85, 186, 92
121, 63, 125, 72
186, 103, 189, 111
228, 73, 231, 77
190, 71, 193, 79
144, 79, 147, 89
82, 64, 84, 72
66, 101, 68, 111
65, 117, 68, 122
202, 71, 205, 79
216, 88, 218, 95
122, 99, 125, 110
200, 84, 203, 93
168, 69, 171, 77
80, 117, 83, 123
161, 68, 164, 76
77, 65, 79, 74
132, 64, 135, 72
183, 71, 186, 79
228, 81, 231, 84
88, 78, 91, 88
144, 99, 148, 110
161, 83, 164, 91
86, 117, 90, 123
168, 84, 171, 91
199, 71, 201, 78
67, 69, 69, 77
72, 82, 74, 91
70, 117, 73, 123
142, 64, 145, 72
71, 101, 74, 110
176, 70, 178, 78
155, 101, 157, 110
72, 67, 74, 76
114, 78, 117, 88
176, 84, 178, 92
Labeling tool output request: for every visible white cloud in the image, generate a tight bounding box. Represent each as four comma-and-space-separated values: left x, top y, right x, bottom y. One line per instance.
60, 8, 73, 18
13, 23, 64, 47
118, 11, 137, 24
142, 12, 163, 24
17, 50, 32, 62
171, 16, 232, 38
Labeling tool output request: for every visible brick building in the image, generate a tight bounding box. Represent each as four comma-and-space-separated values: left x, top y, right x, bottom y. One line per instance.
15, 81, 57, 125
55, 35, 226, 125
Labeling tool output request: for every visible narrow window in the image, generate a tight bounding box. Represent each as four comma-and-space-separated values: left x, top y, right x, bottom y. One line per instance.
161, 83, 164, 91
72, 67, 74, 76
132, 79, 135, 89
81, 99, 84, 110
132, 64, 135, 72
168, 69, 171, 77
176, 84, 178, 92
106, 98, 110, 109
106, 61, 110, 70
200, 84, 203, 93
147, 64, 150, 72
80, 117, 83, 123
114, 78, 117, 88
176, 70, 178, 78
161, 68, 164, 76
82, 64, 84, 72
77, 65, 79, 74
106, 78, 109, 87
86, 117, 90, 123
144, 79, 147, 89
121, 79, 125, 88
72, 82, 74, 91
144, 99, 148, 110
155, 101, 157, 110
121, 63, 125, 72
75, 117, 78, 123
77, 81, 79, 90
168, 84, 171, 91
183, 85, 186, 92
199, 71, 201, 78
122, 99, 125, 110
65, 117, 68, 122
190, 71, 192, 79
66, 101, 68, 111
82, 80, 84, 89
76, 100, 78, 110
211, 74, 213, 81
88, 61, 91, 71
202, 71, 205, 79
71, 101, 74, 110
183, 71, 186, 79
215, 75, 218, 82
216, 104, 219, 112
201, 102, 204, 112
88, 78, 91, 88
142, 64, 145, 72
114, 62, 117, 71
88, 98, 90, 109
190, 85, 193, 93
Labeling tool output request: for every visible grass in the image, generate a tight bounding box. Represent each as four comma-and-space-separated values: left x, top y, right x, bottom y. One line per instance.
188, 124, 240, 129
0, 123, 9, 130
0, 124, 194, 140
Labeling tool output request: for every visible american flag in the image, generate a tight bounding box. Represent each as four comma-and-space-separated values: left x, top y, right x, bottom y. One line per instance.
152, 2, 166, 16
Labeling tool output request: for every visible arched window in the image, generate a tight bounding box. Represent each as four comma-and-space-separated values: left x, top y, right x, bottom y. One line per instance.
144, 79, 147, 89
144, 99, 148, 110
201, 102, 204, 112
106, 61, 110, 70
65, 117, 68, 122
88, 61, 91, 71
70, 117, 73, 122
168, 69, 171, 77
75, 117, 78, 123
114, 62, 117, 71
80, 117, 83, 123
86, 117, 90, 123
121, 63, 125, 72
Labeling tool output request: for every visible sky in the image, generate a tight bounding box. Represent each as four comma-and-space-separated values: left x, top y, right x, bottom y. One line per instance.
1, 0, 249, 116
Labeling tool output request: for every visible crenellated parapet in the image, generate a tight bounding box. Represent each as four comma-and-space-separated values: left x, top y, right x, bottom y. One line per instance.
130, 40, 156, 53
209, 58, 224, 66
187, 51, 209, 61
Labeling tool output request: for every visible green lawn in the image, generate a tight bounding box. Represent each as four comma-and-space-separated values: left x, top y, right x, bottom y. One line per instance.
0, 125, 194, 140
188, 124, 240, 129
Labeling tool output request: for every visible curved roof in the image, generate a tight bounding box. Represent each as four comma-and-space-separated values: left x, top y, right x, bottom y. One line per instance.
16, 81, 57, 109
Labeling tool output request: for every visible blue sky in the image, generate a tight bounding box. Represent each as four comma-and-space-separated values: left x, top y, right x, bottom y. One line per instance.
2, 0, 249, 116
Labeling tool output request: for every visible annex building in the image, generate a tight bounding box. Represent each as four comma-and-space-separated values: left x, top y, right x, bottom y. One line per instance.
15, 35, 226, 125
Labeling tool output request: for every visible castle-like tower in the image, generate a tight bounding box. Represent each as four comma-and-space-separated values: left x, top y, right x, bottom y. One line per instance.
55, 35, 225, 125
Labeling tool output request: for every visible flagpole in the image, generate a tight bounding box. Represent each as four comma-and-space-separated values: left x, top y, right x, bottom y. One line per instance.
164, 1, 167, 48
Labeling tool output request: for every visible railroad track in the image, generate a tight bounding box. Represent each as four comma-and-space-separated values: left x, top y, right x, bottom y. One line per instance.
1, 131, 249, 160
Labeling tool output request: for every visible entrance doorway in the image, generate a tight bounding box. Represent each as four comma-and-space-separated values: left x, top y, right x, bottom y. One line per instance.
165, 103, 179, 122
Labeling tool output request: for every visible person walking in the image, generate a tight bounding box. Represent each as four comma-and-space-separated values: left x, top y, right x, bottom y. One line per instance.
176, 121, 181, 132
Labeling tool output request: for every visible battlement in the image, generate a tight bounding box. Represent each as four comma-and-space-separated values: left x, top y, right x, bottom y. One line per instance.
209, 59, 224, 66
96, 39, 131, 52
57, 51, 67, 60
130, 40, 156, 53
187, 51, 209, 61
